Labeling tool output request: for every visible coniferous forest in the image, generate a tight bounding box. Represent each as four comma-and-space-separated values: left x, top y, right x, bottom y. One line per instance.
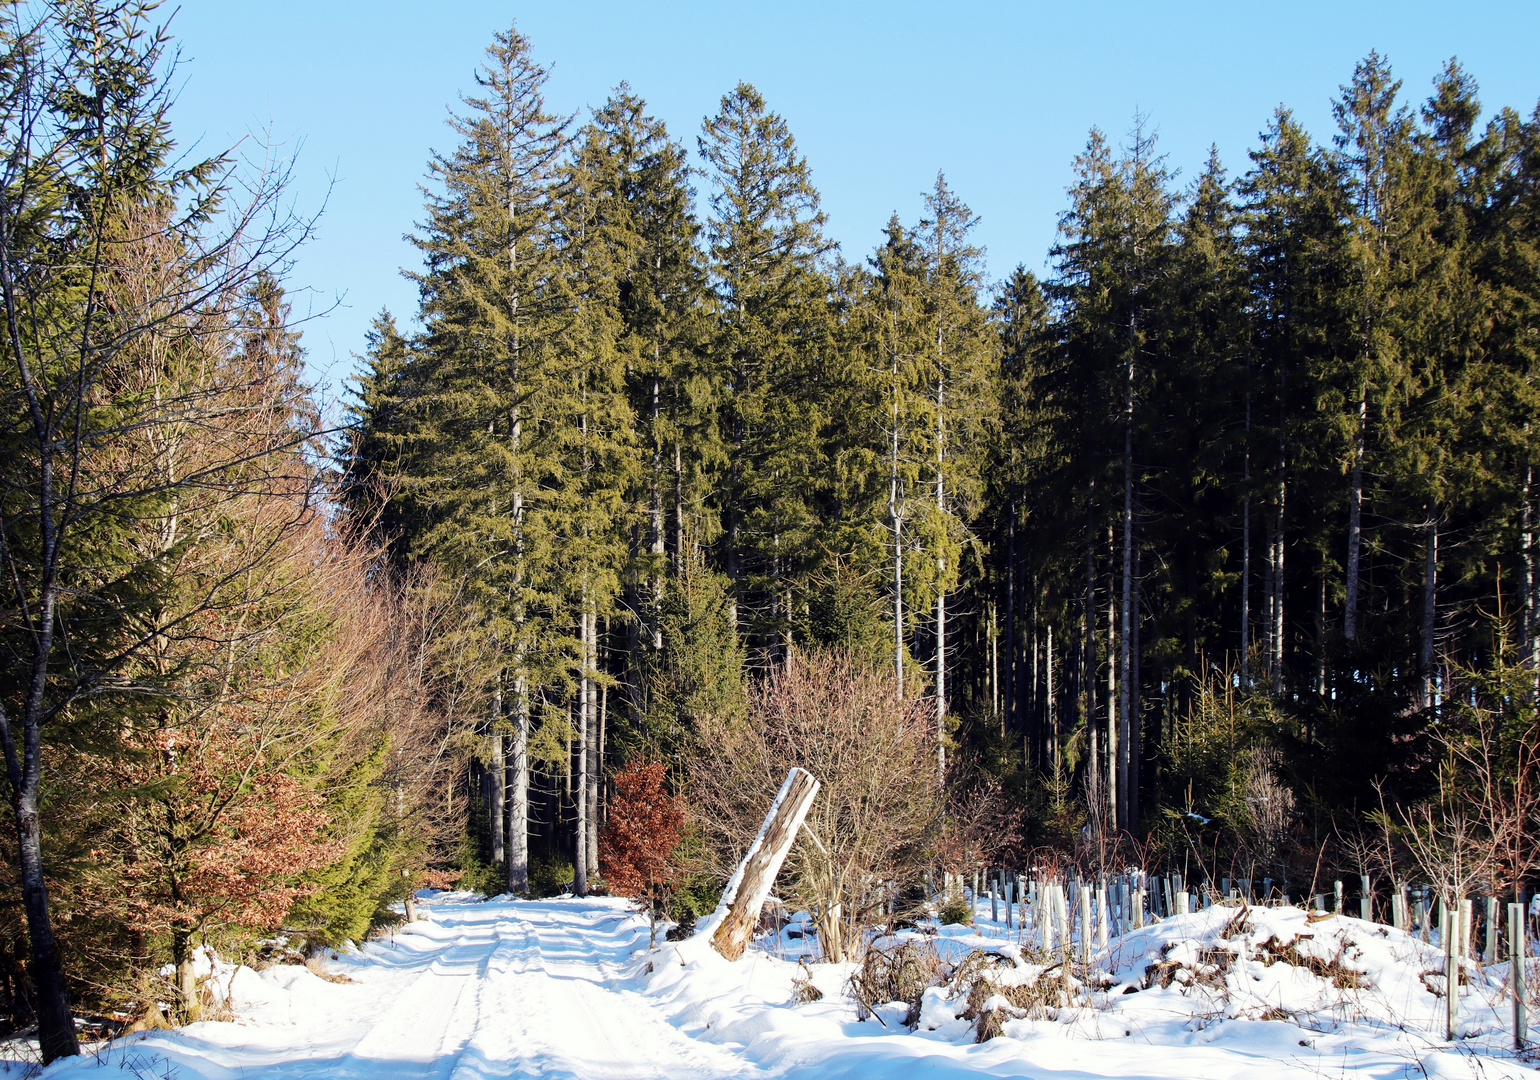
4, 4, 1540, 1062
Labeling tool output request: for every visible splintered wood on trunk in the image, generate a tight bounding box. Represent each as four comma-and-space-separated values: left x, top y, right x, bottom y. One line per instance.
710, 767, 820, 961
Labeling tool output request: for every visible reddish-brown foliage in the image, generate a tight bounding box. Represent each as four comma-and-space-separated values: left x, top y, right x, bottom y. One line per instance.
86, 716, 343, 939
599, 761, 684, 899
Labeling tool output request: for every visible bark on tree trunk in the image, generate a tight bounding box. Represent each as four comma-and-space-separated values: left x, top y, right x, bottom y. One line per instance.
1524, 460, 1536, 687
1083, 484, 1098, 781
507, 672, 529, 894
1420, 503, 1438, 711
990, 603, 1000, 731
1344, 389, 1366, 641
0, 486, 80, 1063
574, 608, 591, 897
1105, 530, 1117, 833
174, 930, 199, 1022
1272, 479, 1286, 695
651, 371, 665, 650
20, 809, 78, 1057
1241, 393, 1251, 683
1316, 573, 1327, 697
673, 440, 685, 572
1118, 434, 1134, 834
934, 291, 948, 780
935, 582, 947, 780
1005, 509, 1017, 735
588, 631, 602, 878
1046, 624, 1055, 775
1129, 545, 1141, 830
710, 768, 821, 961
490, 728, 505, 864
892, 506, 904, 691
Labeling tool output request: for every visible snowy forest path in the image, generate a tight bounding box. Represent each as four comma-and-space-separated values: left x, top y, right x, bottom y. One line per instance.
57, 894, 765, 1080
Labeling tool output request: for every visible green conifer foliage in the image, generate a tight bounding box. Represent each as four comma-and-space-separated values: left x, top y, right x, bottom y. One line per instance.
698, 83, 835, 655
403, 23, 576, 895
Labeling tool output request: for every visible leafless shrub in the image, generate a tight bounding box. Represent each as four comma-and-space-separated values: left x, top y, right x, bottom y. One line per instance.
688, 649, 942, 961
936, 777, 1023, 878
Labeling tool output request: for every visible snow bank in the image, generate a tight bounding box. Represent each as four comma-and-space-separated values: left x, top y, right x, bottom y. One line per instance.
15, 891, 1538, 1080
635, 899, 1540, 1080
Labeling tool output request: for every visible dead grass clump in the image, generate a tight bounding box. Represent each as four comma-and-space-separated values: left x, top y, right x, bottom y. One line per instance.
304, 957, 354, 985
1218, 906, 1254, 939
1256, 935, 1367, 989
792, 960, 824, 1003
964, 968, 1069, 1042
975, 1005, 1010, 1042
847, 939, 951, 1025
1418, 967, 1469, 997
1144, 945, 1234, 990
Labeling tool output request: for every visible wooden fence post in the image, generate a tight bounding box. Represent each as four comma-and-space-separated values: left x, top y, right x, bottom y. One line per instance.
709, 767, 820, 961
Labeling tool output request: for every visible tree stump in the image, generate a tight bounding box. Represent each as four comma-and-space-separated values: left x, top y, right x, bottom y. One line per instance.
710, 767, 820, 961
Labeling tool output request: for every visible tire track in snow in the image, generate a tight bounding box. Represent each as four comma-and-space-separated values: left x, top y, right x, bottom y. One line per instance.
339, 912, 535, 1080
441, 904, 757, 1080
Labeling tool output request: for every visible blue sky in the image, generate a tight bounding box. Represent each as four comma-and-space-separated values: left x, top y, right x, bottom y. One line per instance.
168, 1, 1540, 393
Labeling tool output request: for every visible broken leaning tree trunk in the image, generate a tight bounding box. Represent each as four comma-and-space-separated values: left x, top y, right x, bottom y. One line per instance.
710, 767, 821, 961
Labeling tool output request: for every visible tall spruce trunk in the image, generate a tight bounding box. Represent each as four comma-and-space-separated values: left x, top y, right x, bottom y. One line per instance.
673, 440, 685, 571
507, 388, 530, 892
990, 604, 999, 726
1316, 574, 1328, 697
1118, 400, 1134, 834
1045, 624, 1055, 774
574, 604, 591, 898
1083, 483, 1098, 779
505, 190, 531, 887
1263, 517, 1277, 680
1524, 460, 1537, 685
1420, 504, 1438, 711
1272, 478, 1286, 695
1105, 527, 1118, 833
587, 625, 602, 878
1344, 389, 1366, 641
1128, 544, 1141, 829
490, 729, 505, 864
1241, 393, 1251, 682
1005, 508, 1017, 735
650, 369, 665, 650
934, 374, 947, 780
507, 672, 529, 894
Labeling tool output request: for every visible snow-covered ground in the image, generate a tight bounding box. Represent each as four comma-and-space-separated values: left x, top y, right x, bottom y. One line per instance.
14, 890, 1540, 1080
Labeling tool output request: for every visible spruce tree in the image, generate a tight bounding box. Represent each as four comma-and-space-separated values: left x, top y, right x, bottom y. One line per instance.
403, 22, 574, 896
698, 83, 834, 655
914, 174, 997, 776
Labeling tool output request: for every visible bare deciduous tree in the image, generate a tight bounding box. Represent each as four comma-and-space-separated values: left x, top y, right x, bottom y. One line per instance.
688, 649, 940, 961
